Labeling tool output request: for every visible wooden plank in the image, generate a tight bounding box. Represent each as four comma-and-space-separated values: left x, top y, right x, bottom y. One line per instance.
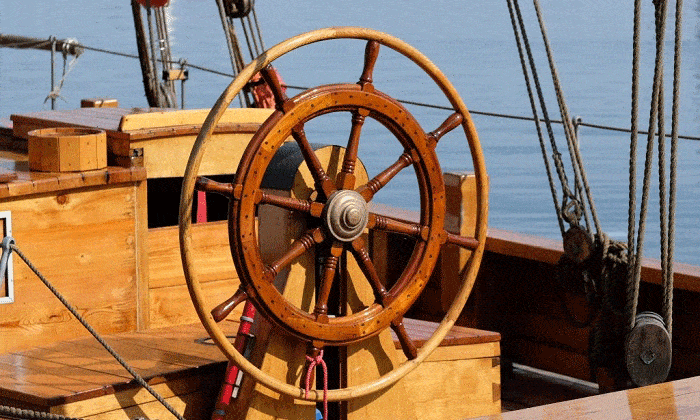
58, 373, 221, 419
148, 221, 237, 289
438, 172, 479, 311
11, 108, 129, 139
0, 166, 145, 199
135, 179, 150, 330
148, 278, 242, 329
393, 318, 500, 349
482, 375, 700, 420
117, 108, 272, 132
0, 357, 119, 396
0, 323, 232, 409
125, 132, 256, 178
79, 387, 217, 420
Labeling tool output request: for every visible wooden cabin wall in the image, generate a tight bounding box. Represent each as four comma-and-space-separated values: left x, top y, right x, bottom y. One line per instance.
0, 177, 148, 353
147, 221, 241, 329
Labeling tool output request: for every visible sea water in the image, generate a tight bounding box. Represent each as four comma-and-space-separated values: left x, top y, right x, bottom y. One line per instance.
1, 0, 699, 265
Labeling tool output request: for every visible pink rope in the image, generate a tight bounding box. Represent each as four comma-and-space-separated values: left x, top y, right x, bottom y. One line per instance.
304, 350, 328, 420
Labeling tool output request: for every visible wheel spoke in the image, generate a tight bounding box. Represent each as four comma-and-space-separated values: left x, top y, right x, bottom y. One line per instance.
350, 237, 389, 303
291, 124, 336, 198
258, 191, 324, 217
266, 228, 325, 279
391, 318, 418, 360
359, 40, 380, 89
211, 287, 248, 322
337, 110, 369, 190
445, 231, 479, 250
313, 242, 344, 319
367, 213, 428, 241
356, 151, 414, 201
195, 176, 235, 198
427, 112, 463, 149
260, 65, 290, 111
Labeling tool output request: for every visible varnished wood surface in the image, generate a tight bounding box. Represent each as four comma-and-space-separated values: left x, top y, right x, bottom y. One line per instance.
392, 317, 500, 349
0, 154, 145, 199
0, 321, 238, 408
478, 375, 700, 419
0, 179, 148, 353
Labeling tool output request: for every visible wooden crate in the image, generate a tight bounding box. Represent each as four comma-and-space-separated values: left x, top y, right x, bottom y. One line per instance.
28, 127, 107, 172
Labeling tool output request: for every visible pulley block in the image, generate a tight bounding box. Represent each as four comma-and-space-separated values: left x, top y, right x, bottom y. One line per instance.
625, 311, 672, 387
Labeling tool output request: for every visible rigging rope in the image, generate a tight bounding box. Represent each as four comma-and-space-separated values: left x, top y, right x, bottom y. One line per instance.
531, 0, 601, 236
506, 0, 565, 236
625, 0, 680, 340
44, 38, 82, 106
665, 0, 683, 338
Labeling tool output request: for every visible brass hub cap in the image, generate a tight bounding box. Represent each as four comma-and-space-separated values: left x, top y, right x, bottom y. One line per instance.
323, 189, 369, 242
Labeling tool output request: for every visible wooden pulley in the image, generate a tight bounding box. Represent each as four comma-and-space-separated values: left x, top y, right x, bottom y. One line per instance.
562, 225, 593, 265
625, 311, 672, 387
224, 0, 254, 18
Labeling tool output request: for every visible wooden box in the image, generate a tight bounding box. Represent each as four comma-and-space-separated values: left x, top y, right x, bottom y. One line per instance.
28, 127, 107, 172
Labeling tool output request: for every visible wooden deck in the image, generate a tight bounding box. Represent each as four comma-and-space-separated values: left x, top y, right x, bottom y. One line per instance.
0, 318, 500, 419
486, 372, 700, 419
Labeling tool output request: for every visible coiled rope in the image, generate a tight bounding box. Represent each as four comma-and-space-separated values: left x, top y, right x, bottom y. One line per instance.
0, 239, 187, 420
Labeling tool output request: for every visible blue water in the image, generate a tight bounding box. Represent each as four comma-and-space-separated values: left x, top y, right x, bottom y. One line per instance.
1, 1, 699, 265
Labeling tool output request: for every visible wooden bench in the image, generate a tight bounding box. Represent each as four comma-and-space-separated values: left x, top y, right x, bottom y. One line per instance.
0, 319, 499, 420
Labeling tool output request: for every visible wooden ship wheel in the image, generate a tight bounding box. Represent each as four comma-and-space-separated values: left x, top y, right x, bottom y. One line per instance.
179, 27, 488, 405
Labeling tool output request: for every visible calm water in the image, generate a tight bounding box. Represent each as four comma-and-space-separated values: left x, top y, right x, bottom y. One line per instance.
1, 1, 699, 265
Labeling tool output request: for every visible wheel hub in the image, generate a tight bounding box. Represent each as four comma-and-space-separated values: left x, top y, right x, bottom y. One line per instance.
323, 189, 368, 242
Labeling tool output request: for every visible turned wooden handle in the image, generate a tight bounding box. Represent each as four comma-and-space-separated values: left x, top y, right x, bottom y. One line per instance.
428, 112, 463, 145
211, 288, 248, 322
360, 40, 380, 85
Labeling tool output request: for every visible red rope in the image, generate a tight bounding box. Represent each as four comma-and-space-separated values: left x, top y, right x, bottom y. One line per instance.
304, 350, 328, 420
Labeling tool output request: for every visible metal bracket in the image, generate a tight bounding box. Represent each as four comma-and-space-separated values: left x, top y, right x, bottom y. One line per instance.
0, 211, 13, 304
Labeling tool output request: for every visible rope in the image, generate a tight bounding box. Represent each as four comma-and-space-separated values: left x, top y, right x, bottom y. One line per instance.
531, 0, 602, 236
665, 0, 683, 338
3, 240, 187, 420
626, 0, 669, 334
43, 39, 81, 106
506, 0, 565, 236
304, 350, 328, 420
0, 406, 81, 420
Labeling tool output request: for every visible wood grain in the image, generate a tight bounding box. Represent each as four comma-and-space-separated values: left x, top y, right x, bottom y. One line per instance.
0, 182, 145, 353
0, 322, 232, 418
481, 375, 700, 419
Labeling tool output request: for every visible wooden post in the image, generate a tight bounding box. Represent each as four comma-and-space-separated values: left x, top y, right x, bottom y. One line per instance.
439, 172, 479, 312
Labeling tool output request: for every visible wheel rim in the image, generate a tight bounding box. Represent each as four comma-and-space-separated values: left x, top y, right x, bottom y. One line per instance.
179, 27, 488, 401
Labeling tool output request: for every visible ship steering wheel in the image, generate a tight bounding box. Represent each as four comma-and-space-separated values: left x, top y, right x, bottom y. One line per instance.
179, 27, 488, 402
